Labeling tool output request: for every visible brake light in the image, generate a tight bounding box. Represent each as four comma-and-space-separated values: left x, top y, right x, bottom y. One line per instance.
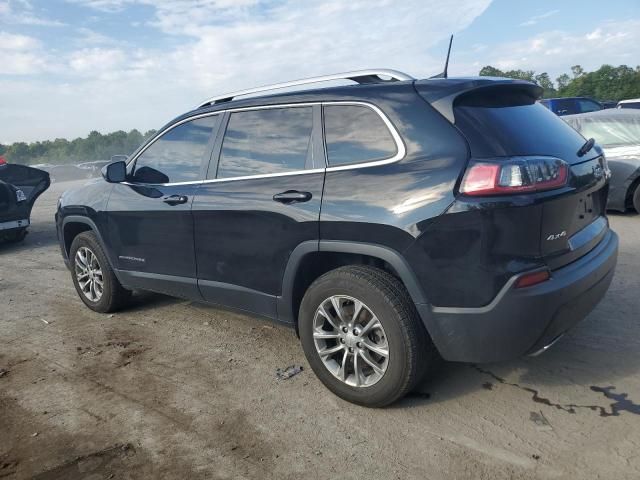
461, 157, 568, 196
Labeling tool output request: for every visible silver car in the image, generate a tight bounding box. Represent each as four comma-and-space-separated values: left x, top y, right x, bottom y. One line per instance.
564, 109, 640, 213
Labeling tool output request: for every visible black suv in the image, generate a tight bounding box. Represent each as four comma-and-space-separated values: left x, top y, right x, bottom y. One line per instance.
56, 70, 618, 406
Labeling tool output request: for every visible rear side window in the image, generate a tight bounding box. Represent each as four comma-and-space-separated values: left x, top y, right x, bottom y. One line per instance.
217, 107, 313, 179
323, 105, 397, 166
454, 91, 587, 160
132, 116, 218, 184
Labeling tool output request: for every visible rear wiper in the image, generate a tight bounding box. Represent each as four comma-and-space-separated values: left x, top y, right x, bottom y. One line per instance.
577, 138, 595, 157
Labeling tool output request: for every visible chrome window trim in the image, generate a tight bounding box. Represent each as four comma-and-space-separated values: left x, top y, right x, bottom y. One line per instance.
125, 101, 405, 187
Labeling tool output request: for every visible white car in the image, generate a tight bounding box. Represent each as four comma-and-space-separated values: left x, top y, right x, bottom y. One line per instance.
617, 98, 640, 110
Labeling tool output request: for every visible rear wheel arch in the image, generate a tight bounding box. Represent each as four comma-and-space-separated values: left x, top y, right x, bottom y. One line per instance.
626, 175, 640, 212
279, 241, 428, 329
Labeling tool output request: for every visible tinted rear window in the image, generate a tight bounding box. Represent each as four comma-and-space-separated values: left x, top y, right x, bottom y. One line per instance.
454, 98, 587, 160
323, 105, 397, 166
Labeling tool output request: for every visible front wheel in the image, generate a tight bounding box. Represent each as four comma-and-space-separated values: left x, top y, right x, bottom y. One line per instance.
70, 231, 130, 313
299, 266, 436, 407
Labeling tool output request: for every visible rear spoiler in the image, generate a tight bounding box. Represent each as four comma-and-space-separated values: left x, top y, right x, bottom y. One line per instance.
414, 77, 543, 123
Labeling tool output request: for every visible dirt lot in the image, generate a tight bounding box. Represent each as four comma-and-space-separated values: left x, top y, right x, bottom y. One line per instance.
1, 180, 639, 479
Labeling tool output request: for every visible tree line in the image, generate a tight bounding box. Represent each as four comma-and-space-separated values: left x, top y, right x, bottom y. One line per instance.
0, 129, 156, 166
479, 64, 640, 101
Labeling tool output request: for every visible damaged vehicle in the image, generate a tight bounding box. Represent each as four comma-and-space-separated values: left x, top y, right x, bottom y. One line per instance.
0, 159, 51, 243
564, 109, 640, 212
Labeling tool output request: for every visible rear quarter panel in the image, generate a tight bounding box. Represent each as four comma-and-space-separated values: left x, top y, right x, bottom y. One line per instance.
319, 86, 470, 296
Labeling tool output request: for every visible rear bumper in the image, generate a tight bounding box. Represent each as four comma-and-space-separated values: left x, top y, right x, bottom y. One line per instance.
417, 230, 618, 363
0, 218, 29, 231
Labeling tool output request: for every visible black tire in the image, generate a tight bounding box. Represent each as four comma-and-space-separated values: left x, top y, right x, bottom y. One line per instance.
69, 231, 130, 313
299, 265, 437, 407
633, 183, 640, 214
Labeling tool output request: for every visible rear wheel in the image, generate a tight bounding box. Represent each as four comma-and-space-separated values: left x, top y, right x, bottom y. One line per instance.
70, 231, 130, 313
299, 266, 436, 407
633, 183, 640, 214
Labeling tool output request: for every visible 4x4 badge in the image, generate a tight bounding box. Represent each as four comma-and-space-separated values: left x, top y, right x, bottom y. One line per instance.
546, 231, 567, 241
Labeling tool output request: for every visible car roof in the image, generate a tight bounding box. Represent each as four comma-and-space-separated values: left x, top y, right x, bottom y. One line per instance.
544, 96, 599, 101
618, 98, 640, 104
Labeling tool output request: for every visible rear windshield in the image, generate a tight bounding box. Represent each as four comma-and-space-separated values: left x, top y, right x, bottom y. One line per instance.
454, 94, 587, 160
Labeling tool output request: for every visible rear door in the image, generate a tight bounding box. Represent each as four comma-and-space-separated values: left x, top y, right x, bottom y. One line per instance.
107, 115, 221, 298
192, 105, 325, 319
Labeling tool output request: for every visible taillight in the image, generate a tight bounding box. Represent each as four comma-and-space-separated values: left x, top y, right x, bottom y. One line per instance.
460, 157, 568, 196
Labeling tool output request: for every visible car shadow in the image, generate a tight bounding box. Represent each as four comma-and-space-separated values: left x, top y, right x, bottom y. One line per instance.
0, 225, 60, 255
395, 300, 640, 415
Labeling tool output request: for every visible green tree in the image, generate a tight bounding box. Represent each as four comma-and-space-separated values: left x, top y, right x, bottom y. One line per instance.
571, 65, 584, 78
479, 65, 555, 97
480, 64, 640, 102
479, 65, 504, 77
556, 73, 571, 89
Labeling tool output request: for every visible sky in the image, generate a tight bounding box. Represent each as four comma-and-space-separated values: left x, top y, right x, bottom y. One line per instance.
1, 0, 639, 144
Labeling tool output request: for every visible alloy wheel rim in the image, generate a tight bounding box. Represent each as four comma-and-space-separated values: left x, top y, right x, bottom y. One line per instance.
313, 295, 389, 387
75, 246, 104, 302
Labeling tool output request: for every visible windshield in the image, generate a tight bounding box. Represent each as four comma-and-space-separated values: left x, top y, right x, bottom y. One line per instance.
566, 115, 640, 147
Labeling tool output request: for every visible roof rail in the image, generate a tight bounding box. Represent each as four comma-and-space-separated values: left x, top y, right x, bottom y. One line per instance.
195, 69, 414, 109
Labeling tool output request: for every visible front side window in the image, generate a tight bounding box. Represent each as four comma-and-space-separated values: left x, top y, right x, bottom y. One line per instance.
217, 107, 313, 179
132, 116, 218, 184
323, 105, 398, 166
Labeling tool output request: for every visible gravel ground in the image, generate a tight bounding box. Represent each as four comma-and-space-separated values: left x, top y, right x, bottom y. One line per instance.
1, 180, 639, 479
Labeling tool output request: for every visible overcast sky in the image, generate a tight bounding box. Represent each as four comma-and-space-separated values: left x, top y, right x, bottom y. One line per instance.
1, 0, 639, 143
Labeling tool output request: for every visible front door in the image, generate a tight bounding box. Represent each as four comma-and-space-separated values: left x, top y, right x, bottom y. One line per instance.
107, 114, 221, 298
192, 105, 325, 319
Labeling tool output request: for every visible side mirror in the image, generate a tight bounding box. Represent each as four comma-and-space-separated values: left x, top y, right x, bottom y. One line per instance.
101, 160, 127, 183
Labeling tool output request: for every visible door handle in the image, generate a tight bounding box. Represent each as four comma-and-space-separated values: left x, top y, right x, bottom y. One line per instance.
273, 190, 312, 204
163, 195, 188, 206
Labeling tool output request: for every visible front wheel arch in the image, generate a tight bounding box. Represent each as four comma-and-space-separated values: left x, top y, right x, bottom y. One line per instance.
61, 216, 118, 275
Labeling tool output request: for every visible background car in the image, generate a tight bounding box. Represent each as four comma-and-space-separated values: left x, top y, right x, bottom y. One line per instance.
564, 109, 640, 212
617, 98, 640, 109
600, 100, 618, 109
0, 162, 50, 243
539, 97, 603, 116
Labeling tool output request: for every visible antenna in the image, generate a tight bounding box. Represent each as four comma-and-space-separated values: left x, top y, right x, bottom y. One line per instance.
430, 35, 454, 79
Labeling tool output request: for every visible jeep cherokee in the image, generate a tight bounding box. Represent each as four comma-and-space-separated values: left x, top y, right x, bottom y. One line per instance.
56, 69, 618, 406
